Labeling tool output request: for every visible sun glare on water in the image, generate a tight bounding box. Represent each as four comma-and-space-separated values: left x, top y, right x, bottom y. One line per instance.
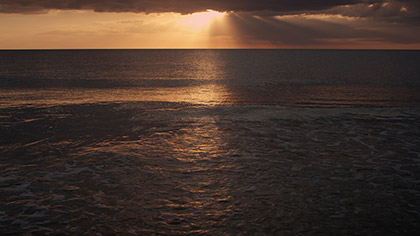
180, 10, 224, 30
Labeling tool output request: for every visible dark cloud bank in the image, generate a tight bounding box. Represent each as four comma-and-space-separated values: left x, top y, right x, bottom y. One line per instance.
0, 0, 361, 13
0, 0, 415, 15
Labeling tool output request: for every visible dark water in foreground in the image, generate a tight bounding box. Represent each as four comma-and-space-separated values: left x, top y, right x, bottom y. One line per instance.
1, 50, 420, 235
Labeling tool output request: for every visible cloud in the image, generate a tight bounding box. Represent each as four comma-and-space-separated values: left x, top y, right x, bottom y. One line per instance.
324, 0, 420, 19
2, 0, 419, 27
2, 1, 419, 27
0, 0, 378, 14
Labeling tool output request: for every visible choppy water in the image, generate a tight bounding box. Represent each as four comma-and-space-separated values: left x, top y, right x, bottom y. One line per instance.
1, 50, 420, 235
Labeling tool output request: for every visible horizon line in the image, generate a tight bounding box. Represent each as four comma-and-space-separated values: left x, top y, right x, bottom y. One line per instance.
1, 48, 420, 51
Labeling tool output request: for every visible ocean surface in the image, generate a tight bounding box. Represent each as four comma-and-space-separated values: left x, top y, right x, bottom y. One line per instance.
1, 49, 420, 235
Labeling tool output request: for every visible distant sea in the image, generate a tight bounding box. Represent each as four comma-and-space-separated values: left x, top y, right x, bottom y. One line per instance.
1, 50, 420, 235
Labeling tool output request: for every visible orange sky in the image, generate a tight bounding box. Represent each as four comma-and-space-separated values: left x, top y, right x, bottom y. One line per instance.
1, 8, 420, 49
0, 10, 235, 49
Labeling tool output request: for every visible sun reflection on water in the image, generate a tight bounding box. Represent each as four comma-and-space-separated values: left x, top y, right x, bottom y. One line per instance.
0, 51, 230, 108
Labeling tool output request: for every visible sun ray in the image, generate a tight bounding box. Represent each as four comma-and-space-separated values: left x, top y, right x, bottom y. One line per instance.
180, 10, 224, 30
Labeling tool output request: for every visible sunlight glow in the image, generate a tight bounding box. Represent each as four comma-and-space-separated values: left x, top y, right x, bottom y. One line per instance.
180, 10, 224, 30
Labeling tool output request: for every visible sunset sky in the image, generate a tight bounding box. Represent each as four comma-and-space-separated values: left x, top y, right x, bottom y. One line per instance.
1, 0, 420, 49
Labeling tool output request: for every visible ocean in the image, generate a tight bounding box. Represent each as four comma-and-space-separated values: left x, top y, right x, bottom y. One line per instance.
1, 49, 420, 235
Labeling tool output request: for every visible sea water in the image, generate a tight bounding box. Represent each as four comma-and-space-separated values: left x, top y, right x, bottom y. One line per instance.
1, 50, 420, 235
